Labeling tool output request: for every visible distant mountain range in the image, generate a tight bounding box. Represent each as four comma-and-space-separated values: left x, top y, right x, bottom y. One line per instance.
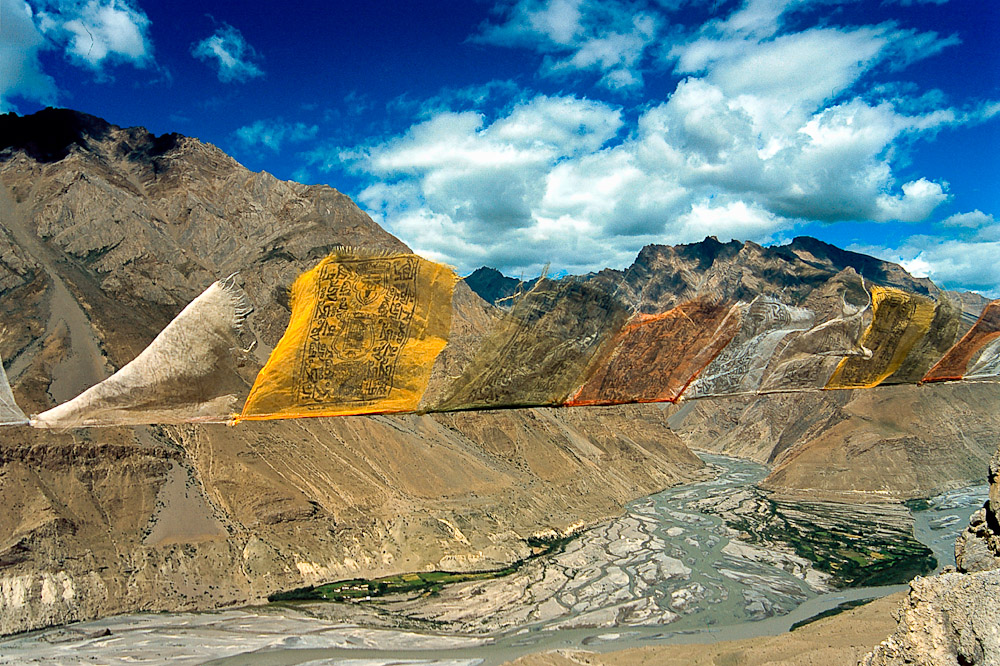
466, 238, 987, 321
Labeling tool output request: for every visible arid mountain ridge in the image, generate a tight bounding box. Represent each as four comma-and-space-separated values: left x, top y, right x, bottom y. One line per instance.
468, 236, 987, 319
0, 107, 996, 636
466, 241, 999, 499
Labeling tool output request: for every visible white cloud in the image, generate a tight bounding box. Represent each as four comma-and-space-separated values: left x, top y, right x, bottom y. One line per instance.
698, 27, 887, 107
873, 178, 950, 222
337, 95, 645, 273
192, 23, 263, 83
0, 0, 57, 110
678, 200, 787, 240
885, 27, 960, 71
671, 23, 958, 117
474, 0, 663, 90
707, 0, 800, 40
37, 0, 152, 69
1, 0, 156, 109
639, 86, 956, 223
473, 0, 960, 102
319, 1, 987, 286
859, 209, 1000, 297
234, 119, 318, 152
332, 78, 966, 275
942, 210, 995, 229
875, 237, 1000, 298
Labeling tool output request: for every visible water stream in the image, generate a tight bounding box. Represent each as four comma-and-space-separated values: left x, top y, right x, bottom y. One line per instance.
0, 453, 987, 666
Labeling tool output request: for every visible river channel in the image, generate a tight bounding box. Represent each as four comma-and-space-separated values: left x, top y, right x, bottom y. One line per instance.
0, 453, 987, 666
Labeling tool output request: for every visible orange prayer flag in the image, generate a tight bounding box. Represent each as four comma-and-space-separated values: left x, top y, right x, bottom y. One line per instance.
567, 299, 741, 406
923, 300, 1000, 383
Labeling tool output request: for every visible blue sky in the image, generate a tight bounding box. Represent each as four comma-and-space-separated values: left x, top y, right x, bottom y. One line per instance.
2, 0, 998, 295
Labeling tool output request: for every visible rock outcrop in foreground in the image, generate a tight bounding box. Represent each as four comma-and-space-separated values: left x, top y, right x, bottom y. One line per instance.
862, 445, 1000, 665
861, 571, 1000, 666
955, 448, 1000, 573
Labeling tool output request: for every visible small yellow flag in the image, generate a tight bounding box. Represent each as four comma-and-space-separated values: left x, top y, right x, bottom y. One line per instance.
238, 250, 457, 421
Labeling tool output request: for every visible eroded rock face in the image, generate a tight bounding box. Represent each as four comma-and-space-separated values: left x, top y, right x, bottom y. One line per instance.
861, 571, 1000, 666
956, 448, 1000, 573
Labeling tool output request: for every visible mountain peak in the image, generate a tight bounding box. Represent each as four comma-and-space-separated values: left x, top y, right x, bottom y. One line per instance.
0, 108, 191, 172
0, 108, 118, 163
785, 235, 934, 296
465, 266, 536, 305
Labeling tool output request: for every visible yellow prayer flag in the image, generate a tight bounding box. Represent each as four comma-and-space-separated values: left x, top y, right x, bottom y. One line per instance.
825, 286, 935, 390
237, 250, 457, 421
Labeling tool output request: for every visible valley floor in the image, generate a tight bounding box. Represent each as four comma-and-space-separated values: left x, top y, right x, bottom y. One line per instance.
0, 453, 985, 666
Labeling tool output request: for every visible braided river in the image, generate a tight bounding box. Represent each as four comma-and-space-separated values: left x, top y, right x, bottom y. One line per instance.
0, 453, 986, 666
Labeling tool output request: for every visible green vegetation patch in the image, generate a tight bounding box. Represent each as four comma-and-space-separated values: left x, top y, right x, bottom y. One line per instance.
269, 567, 518, 602
269, 532, 574, 604
724, 498, 936, 588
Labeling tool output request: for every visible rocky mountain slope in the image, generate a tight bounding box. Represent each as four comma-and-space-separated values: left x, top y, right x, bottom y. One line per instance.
468, 238, 1000, 501
463, 266, 532, 305
669, 380, 999, 500
0, 109, 703, 634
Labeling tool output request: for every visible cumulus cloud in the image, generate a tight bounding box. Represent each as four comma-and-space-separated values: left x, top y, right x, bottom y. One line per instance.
346, 96, 624, 255
874, 236, 1000, 299
37, 0, 152, 69
318, 0, 985, 281
0, 0, 58, 110
942, 210, 995, 229
873, 178, 949, 222
336, 96, 641, 273
474, 0, 663, 90
333, 79, 968, 275
192, 23, 263, 83
234, 119, 318, 152
856, 207, 1000, 297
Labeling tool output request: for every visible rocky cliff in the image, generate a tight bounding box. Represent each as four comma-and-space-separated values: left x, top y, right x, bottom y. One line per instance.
862, 444, 1000, 665
955, 446, 1000, 573
0, 109, 703, 634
